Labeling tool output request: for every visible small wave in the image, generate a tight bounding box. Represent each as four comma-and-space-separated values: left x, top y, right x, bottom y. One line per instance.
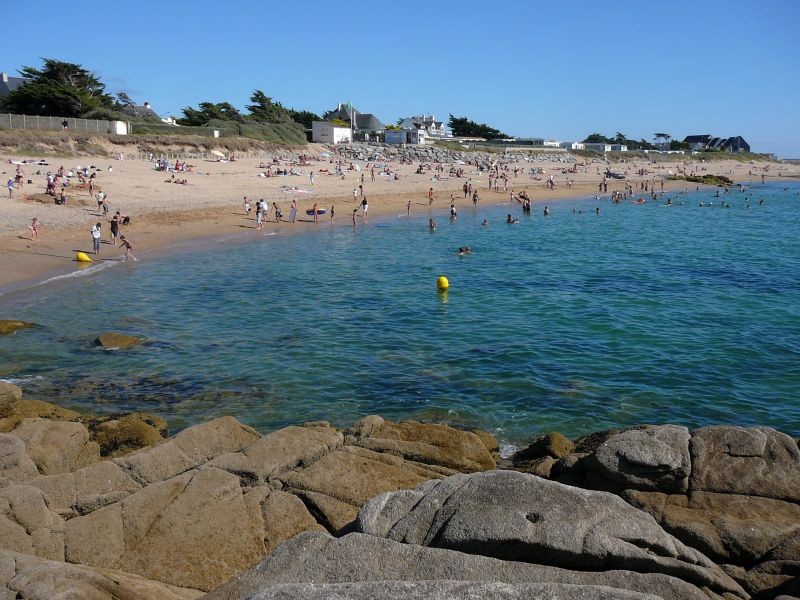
35, 259, 122, 286
0, 375, 46, 385
499, 443, 520, 459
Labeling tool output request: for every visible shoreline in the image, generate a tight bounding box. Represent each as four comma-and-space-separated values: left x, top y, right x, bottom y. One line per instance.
0, 179, 775, 297
2, 148, 796, 295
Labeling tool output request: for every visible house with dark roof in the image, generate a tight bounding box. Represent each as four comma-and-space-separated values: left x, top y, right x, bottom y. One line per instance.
0, 72, 30, 98
721, 136, 750, 153
322, 103, 385, 140
684, 135, 713, 151
683, 134, 750, 153
121, 102, 161, 121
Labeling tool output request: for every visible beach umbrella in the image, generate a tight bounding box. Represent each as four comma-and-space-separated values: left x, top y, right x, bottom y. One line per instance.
211, 150, 226, 158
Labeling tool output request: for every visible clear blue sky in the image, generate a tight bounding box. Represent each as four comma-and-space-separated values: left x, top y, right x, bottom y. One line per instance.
5, 0, 800, 156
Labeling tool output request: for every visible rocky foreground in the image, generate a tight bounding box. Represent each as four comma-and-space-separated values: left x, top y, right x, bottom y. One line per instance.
0, 381, 797, 599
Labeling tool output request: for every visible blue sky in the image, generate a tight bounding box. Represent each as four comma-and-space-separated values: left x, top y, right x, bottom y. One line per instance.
5, 0, 800, 156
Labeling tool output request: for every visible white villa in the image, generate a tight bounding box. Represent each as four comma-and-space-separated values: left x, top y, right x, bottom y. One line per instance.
385, 114, 451, 145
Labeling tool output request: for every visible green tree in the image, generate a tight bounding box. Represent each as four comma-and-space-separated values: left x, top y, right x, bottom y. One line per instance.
0, 58, 116, 117
178, 102, 244, 125
286, 108, 320, 129
246, 90, 292, 124
614, 131, 627, 143
447, 115, 508, 140
670, 139, 689, 151
583, 133, 611, 143
115, 92, 135, 108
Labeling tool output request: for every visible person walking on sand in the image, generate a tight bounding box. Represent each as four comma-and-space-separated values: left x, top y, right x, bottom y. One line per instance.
92, 222, 102, 255
361, 196, 368, 219
243, 196, 251, 215
330, 205, 335, 224
309, 171, 315, 186
118, 235, 135, 261
312, 203, 319, 224
428, 187, 434, 205
407, 200, 411, 215
29, 218, 39, 241
110, 212, 120, 242
256, 201, 264, 231
7, 178, 14, 197
289, 198, 297, 223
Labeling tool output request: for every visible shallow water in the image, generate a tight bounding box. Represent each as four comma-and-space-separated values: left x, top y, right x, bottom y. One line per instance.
2, 182, 799, 448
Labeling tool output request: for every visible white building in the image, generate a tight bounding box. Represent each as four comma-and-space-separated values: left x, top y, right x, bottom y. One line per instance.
392, 114, 450, 144
543, 140, 561, 148
559, 142, 585, 150
609, 144, 628, 152
312, 121, 352, 145
583, 143, 613, 153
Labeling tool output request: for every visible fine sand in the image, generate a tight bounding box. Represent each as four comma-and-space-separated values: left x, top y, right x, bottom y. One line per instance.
1, 146, 796, 291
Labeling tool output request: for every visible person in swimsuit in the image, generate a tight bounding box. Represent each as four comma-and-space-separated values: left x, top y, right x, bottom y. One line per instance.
118, 235, 135, 261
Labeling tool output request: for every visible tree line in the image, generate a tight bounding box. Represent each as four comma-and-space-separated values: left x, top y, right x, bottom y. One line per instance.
582, 132, 689, 151
0, 58, 320, 128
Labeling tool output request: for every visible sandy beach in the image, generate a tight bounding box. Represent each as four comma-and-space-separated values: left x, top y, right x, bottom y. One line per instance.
2, 144, 797, 291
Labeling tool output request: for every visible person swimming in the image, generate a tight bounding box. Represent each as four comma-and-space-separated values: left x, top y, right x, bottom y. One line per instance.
482, 219, 489, 226
506, 214, 519, 224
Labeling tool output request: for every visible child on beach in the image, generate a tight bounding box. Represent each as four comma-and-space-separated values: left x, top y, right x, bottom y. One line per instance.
29, 218, 39, 240
118, 235, 135, 261
7, 178, 13, 197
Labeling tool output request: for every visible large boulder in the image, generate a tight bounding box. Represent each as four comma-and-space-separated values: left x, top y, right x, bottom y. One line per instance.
205, 532, 725, 600
27, 459, 142, 518
690, 426, 800, 502
0, 433, 39, 486
114, 416, 261, 484
210, 424, 343, 486
65, 466, 266, 592
280, 445, 448, 507
355, 471, 745, 599
585, 426, 691, 493
0, 320, 36, 335
0, 549, 203, 599
226, 581, 660, 599
0, 394, 81, 433
9, 418, 101, 475
625, 489, 800, 565
94, 332, 146, 349
347, 417, 496, 472
0, 484, 65, 560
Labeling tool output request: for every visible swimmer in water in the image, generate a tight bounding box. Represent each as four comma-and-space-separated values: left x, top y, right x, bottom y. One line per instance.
506, 214, 519, 224
429, 218, 437, 231
482, 219, 489, 226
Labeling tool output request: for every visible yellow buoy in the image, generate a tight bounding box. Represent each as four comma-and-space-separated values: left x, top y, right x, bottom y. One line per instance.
76, 252, 93, 263
437, 275, 449, 291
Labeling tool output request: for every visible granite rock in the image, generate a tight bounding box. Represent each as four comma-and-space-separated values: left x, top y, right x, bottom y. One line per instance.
356, 471, 745, 598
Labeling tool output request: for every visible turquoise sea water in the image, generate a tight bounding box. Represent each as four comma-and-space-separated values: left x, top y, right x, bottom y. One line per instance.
2, 182, 799, 449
